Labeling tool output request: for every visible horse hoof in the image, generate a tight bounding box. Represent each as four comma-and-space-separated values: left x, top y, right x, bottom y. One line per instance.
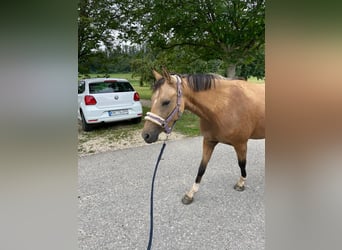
234, 184, 245, 191
181, 194, 193, 205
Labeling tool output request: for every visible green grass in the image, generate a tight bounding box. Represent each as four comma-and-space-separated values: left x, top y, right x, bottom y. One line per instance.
143, 106, 201, 137
79, 72, 135, 80
248, 76, 265, 83
134, 85, 152, 100
174, 111, 201, 136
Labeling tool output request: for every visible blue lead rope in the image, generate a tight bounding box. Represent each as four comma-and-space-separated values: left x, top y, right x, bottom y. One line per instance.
147, 140, 167, 250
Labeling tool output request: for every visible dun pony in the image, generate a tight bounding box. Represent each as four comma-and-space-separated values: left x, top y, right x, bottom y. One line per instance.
142, 68, 265, 204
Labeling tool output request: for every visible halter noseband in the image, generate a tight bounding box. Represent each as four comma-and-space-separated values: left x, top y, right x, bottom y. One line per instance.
145, 75, 183, 134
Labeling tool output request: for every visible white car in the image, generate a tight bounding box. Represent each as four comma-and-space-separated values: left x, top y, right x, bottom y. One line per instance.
78, 78, 143, 131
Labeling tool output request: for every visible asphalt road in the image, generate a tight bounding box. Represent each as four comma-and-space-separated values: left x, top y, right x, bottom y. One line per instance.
78, 136, 265, 250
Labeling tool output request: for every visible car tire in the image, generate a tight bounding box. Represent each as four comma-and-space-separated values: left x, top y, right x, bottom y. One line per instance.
80, 110, 93, 132
132, 117, 142, 124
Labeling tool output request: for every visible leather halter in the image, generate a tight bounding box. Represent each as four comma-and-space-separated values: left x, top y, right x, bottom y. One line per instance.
145, 75, 183, 134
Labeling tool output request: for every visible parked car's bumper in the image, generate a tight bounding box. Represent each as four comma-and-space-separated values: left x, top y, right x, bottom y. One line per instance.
80, 103, 143, 124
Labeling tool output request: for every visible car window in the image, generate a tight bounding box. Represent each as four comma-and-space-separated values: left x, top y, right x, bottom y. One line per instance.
89, 81, 134, 94
78, 81, 85, 94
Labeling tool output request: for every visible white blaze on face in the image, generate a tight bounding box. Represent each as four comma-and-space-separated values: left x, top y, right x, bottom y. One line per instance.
152, 90, 159, 106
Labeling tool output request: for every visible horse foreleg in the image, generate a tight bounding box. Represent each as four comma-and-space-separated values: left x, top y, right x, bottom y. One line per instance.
233, 143, 247, 191
182, 139, 217, 205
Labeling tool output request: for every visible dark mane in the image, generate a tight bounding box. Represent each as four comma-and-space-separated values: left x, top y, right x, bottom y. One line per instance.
183, 73, 219, 92
152, 73, 220, 93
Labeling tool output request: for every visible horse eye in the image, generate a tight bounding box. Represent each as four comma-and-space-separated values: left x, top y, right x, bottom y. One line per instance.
162, 100, 170, 106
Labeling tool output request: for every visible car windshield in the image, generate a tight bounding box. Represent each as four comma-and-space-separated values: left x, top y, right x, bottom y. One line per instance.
89, 81, 134, 94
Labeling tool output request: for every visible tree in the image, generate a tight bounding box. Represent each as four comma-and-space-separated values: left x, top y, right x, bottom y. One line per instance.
78, 0, 121, 72
118, 0, 265, 78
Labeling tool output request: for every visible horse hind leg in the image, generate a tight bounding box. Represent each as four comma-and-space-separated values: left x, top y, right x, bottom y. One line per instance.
233, 143, 247, 191
182, 139, 217, 205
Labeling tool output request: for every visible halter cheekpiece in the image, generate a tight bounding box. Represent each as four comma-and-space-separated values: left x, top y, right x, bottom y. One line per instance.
145, 75, 183, 134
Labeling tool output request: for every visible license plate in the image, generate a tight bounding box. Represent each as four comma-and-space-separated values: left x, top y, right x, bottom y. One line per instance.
108, 109, 128, 116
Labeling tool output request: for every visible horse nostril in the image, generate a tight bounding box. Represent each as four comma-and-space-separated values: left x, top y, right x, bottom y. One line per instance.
143, 132, 150, 141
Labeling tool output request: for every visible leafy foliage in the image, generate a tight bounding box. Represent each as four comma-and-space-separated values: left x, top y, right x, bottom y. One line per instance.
78, 0, 121, 70
118, 0, 265, 78
78, 0, 265, 79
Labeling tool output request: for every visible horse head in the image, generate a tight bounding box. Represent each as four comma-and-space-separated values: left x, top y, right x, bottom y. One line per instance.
142, 68, 184, 143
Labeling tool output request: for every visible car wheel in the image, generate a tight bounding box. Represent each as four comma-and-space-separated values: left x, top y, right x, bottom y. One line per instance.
132, 117, 142, 124
80, 110, 93, 132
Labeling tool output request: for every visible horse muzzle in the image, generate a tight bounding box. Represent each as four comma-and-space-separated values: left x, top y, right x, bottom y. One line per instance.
142, 111, 175, 143
141, 129, 161, 144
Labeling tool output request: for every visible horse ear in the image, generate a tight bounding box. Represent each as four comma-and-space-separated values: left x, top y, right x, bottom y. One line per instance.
162, 66, 171, 82
152, 69, 163, 81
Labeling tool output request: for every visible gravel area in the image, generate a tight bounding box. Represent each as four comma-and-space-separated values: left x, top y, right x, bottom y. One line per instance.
78, 126, 186, 157
78, 99, 186, 156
